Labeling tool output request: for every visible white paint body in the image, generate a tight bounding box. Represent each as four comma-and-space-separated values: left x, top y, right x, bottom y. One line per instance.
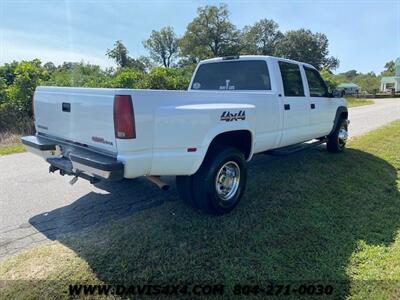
33, 56, 346, 179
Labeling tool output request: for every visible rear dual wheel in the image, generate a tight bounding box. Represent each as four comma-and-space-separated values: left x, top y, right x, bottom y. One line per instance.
176, 147, 247, 215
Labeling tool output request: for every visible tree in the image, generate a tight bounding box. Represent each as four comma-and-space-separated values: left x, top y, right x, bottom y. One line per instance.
45, 62, 110, 88
43, 62, 56, 74
353, 72, 380, 93
275, 29, 339, 70
381, 60, 395, 76
320, 69, 339, 90
180, 4, 240, 60
340, 70, 358, 81
137, 56, 156, 72
106, 40, 146, 71
5, 59, 49, 116
111, 69, 144, 88
241, 19, 283, 55
106, 40, 130, 68
141, 67, 191, 90
143, 26, 179, 67
0, 78, 7, 105
0, 61, 19, 85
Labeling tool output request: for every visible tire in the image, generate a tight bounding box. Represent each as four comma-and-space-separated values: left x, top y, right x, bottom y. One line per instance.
176, 175, 198, 208
327, 118, 348, 153
191, 147, 248, 215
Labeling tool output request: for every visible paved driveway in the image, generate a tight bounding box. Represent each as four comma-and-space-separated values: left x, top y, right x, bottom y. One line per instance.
1, 98, 399, 259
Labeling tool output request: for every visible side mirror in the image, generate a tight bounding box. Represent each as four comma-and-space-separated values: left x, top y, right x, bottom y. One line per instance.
329, 89, 344, 98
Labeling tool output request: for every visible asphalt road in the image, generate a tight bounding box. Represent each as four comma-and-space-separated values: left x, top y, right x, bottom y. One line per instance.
1, 98, 399, 259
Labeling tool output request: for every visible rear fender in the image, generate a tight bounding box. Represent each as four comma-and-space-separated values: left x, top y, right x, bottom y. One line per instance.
191, 112, 255, 174
151, 103, 256, 175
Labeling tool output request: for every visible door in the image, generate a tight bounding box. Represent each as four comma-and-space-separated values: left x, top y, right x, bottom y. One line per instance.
303, 66, 337, 137
278, 61, 311, 147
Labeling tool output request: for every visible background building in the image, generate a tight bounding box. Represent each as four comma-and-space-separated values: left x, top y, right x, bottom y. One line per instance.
337, 83, 361, 95
380, 58, 400, 92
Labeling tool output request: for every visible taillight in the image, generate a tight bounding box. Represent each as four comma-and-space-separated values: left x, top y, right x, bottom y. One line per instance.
114, 95, 136, 139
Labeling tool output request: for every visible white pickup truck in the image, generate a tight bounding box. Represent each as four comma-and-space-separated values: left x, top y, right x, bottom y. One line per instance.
22, 55, 349, 215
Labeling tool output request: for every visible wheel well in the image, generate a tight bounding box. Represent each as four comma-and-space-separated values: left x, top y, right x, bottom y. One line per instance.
207, 130, 252, 160
340, 111, 348, 120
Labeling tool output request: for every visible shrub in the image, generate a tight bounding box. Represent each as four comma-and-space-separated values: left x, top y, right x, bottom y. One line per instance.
141, 67, 191, 90
0, 103, 34, 134
4, 60, 48, 117
111, 69, 144, 88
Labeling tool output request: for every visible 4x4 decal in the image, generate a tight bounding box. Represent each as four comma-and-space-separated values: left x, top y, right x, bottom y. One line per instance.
220, 110, 246, 122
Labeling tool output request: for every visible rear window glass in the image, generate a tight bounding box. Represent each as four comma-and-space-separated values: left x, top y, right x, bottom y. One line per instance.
278, 61, 305, 97
191, 60, 271, 91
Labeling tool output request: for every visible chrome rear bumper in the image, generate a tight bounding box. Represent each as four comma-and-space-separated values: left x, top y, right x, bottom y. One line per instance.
21, 135, 124, 182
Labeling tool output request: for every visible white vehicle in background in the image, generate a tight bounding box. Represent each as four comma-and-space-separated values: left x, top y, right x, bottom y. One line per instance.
22, 55, 349, 215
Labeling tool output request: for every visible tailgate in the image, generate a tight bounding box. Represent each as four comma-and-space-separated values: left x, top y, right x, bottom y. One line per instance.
34, 86, 117, 153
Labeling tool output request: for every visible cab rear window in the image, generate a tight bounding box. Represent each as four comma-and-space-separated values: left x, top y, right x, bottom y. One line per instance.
191, 60, 271, 91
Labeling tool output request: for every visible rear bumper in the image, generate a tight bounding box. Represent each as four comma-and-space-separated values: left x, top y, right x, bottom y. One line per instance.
21, 135, 124, 181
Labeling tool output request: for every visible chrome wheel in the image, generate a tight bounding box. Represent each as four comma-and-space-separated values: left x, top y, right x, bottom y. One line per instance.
338, 122, 348, 147
215, 161, 240, 201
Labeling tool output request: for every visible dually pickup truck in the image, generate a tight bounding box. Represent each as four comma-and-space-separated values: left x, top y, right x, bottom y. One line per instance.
22, 55, 349, 215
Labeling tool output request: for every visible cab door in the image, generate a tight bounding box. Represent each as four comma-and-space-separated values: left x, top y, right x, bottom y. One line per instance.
278, 61, 311, 147
303, 66, 337, 137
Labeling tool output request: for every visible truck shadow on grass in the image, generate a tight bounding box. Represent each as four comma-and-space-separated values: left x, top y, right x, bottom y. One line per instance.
29, 147, 400, 298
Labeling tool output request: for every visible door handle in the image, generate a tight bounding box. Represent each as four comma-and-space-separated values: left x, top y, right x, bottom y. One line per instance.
62, 102, 71, 112
311, 103, 315, 109
284, 104, 290, 110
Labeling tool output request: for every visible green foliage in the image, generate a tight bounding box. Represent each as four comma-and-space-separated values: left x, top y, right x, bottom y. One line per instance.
320, 69, 340, 90
105, 67, 191, 90
241, 19, 283, 56
0, 78, 7, 105
275, 29, 339, 70
345, 97, 374, 108
323, 69, 381, 94
45, 62, 111, 88
106, 40, 146, 71
179, 4, 241, 60
43, 62, 56, 74
111, 68, 144, 88
141, 67, 191, 90
4, 59, 49, 117
340, 70, 359, 81
0, 61, 19, 86
352, 72, 381, 94
143, 26, 179, 67
328, 68, 381, 94
0, 143, 26, 155
381, 60, 395, 76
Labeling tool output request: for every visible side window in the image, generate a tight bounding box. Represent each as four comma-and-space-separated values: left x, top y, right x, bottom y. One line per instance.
278, 61, 305, 97
304, 67, 329, 97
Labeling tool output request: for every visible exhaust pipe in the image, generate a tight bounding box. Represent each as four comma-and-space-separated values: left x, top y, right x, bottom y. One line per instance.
145, 176, 169, 191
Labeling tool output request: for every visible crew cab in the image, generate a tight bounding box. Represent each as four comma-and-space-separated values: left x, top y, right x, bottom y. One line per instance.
22, 55, 349, 215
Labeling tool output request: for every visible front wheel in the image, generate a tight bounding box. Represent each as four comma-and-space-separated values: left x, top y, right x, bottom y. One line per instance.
327, 118, 348, 153
192, 147, 248, 215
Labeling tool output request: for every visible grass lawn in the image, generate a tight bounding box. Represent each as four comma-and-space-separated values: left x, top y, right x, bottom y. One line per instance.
346, 97, 374, 108
0, 144, 25, 155
0, 133, 25, 155
1, 121, 400, 299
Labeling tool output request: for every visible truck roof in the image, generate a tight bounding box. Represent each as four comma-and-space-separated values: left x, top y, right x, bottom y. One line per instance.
199, 55, 317, 70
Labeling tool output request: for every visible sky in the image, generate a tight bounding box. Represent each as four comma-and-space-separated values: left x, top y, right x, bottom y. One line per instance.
0, 0, 399, 74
